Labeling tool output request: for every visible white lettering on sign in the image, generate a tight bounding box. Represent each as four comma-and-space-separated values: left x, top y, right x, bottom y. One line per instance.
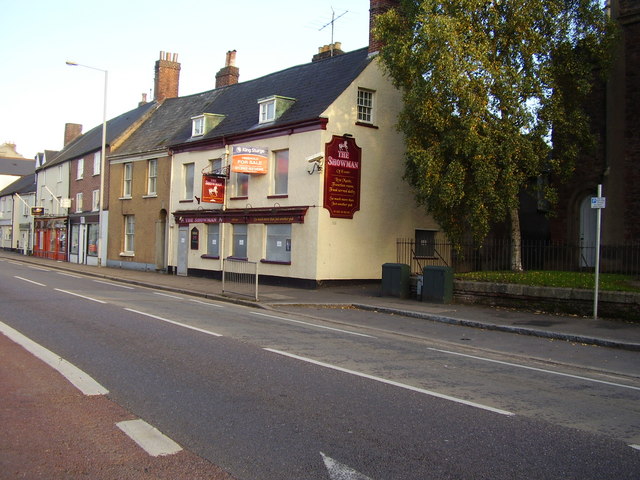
591, 197, 606, 209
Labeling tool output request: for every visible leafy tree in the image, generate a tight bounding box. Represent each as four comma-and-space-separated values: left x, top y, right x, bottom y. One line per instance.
374, 0, 615, 271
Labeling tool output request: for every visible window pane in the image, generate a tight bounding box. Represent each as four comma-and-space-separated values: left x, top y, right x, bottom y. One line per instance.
207, 223, 219, 257
233, 224, 247, 258
274, 150, 289, 195
266, 224, 291, 262
148, 159, 157, 195
87, 224, 99, 256
125, 215, 135, 252
184, 163, 194, 199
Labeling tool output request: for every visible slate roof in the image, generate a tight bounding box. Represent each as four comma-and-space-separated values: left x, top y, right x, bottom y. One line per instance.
0, 174, 36, 196
0, 157, 34, 176
39, 101, 158, 170
110, 90, 224, 158
169, 47, 373, 147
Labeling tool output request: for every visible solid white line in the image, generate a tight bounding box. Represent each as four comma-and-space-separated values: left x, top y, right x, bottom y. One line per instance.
27, 265, 51, 271
14, 276, 46, 287
54, 288, 107, 304
57, 272, 83, 278
0, 321, 108, 396
116, 419, 182, 457
93, 280, 135, 289
125, 308, 223, 337
265, 348, 513, 416
153, 292, 183, 299
630, 444, 640, 451
251, 312, 376, 338
427, 347, 640, 392
189, 299, 223, 307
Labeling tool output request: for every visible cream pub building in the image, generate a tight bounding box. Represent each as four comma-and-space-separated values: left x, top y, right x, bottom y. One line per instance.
165, 7, 438, 285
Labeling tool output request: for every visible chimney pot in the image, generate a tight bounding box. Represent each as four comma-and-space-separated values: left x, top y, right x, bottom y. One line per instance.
154, 51, 181, 102
216, 50, 240, 88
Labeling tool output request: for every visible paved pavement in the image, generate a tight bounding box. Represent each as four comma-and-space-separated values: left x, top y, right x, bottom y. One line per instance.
2, 250, 639, 351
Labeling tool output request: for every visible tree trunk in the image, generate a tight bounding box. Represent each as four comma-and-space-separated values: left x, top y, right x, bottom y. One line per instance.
510, 207, 524, 272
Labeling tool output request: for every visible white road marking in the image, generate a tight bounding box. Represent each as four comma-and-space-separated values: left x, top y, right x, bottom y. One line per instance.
251, 312, 376, 338
189, 299, 223, 307
265, 348, 513, 416
153, 292, 184, 299
0, 321, 108, 396
14, 276, 46, 287
427, 347, 640, 392
93, 280, 135, 289
27, 266, 51, 271
57, 272, 83, 278
321, 452, 374, 480
116, 419, 182, 457
54, 288, 107, 304
125, 308, 223, 337
630, 444, 640, 451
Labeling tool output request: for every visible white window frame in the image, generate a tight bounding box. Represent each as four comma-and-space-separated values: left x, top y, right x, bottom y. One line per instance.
93, 151, 101, 175
147, 159, 158, 195
259, 98, 276, 123
124, 215, 135, 253
192, 116, 205, 136
123, 163, 133, 198
77, 158, 84, 180
357, 88, 375, 124
75, 192, 83, 213
92, 189, 100, 211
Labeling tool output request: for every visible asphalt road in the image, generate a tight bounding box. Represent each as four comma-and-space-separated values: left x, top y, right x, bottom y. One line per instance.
2, 259, 639, 479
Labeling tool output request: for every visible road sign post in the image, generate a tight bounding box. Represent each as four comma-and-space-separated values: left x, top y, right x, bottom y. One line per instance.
591, 184, 605, 320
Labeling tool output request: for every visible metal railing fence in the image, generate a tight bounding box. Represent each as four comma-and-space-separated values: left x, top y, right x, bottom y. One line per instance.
222, 258, 259, 301
397, 238, 640, 275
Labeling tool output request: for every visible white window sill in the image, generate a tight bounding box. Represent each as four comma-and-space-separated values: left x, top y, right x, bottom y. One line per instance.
119, 252, 134, 257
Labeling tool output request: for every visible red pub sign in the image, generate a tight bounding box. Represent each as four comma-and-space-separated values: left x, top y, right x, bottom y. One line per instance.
323, 135, 362, 219
202, 175, 225, 204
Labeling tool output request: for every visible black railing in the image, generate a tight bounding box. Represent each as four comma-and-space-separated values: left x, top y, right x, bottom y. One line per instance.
397, 238, 640, 275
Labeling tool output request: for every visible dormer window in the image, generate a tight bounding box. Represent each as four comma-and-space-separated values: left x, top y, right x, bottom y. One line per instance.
191, 113, 226, 137
259, 99, 276, 123
192, 116, 205, 136
258, 95, 296, 124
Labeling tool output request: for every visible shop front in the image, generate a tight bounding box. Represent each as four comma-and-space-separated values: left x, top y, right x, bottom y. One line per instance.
68, 214, 100, 265
33, 217, 68, 261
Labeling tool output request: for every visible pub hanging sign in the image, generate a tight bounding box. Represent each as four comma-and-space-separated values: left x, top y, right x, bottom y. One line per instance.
201, 174, 226, 204
323, 135, 362, 219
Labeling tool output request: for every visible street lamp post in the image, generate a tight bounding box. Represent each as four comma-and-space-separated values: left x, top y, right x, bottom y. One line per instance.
66, 61, 108, 267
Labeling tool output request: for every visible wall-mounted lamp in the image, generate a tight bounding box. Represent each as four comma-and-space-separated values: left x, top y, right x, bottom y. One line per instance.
306, 152, 324, 175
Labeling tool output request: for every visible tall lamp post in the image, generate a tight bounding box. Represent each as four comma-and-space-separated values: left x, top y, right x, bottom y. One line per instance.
65, 61, 108, 267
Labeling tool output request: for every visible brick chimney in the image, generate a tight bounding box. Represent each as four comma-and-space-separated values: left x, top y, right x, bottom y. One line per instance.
138, 93, 148, 107
64, 123, 82, 146
369, 0, 400, 55
154, 51, 181, 102
312, 42, 344, 62
215, 50, 240, 88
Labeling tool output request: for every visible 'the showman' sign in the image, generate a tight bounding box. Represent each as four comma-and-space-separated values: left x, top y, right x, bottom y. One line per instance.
202, 175, 225, 204
323, 135, 362, 219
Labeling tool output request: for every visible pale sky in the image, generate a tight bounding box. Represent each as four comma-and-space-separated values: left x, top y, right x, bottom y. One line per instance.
0, 0, 371, 159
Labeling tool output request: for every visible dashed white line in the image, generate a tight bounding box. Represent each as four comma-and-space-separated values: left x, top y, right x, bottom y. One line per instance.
265, 348, 514, 416
125, 308, 223, 337
54, 288, 107, 304
0, 321, 108, 396
116, 419, 182, 457
251, 312, 376, 338
14, 276, 46, 287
